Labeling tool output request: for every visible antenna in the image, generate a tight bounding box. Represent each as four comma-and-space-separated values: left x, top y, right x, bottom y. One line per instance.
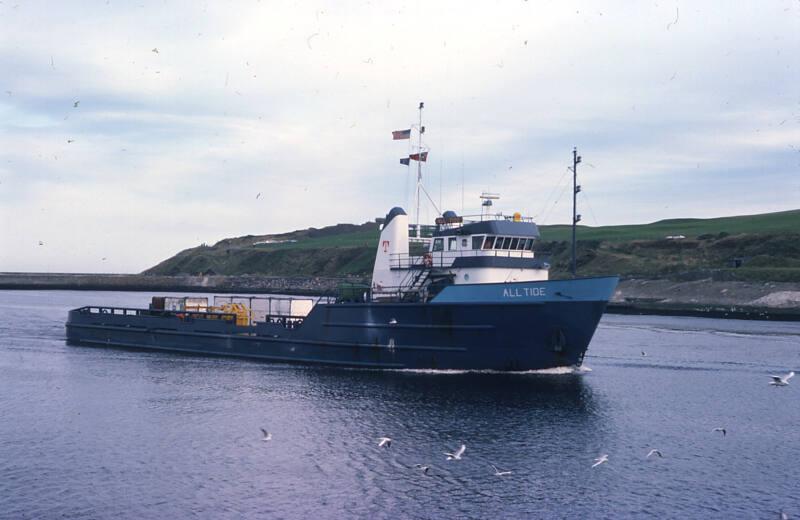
480, 192, 500, 220
570, 147, 582, 277
415, 102, 424, 238
461, 155, 465, 213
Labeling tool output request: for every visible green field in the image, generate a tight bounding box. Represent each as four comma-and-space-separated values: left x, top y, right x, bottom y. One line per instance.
145, 209, 800, 281
541, 209, 800, 242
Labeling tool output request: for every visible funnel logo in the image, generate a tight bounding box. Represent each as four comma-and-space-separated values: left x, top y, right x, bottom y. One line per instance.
382, 240, 390, 252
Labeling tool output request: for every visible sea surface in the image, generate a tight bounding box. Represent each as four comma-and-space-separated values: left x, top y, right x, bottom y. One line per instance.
1, 290, 798, 519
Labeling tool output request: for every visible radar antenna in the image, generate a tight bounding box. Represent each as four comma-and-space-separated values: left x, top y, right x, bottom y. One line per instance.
570, 147, 582, 277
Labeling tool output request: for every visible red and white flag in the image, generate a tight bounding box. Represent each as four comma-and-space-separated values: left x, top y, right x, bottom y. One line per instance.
392, 129, 411, 140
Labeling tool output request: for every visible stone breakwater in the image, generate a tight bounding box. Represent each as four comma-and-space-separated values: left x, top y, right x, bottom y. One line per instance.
0, 272, 354, 295
2, 273, 799, 320
608, 278, 800, 320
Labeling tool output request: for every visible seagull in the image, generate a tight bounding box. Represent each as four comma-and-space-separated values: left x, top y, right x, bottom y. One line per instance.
256, 192, 261, 199
592, 454, 608, 468
73, 100, 80, 108
151, 47, 159, 54
38, 240, 44, 246
260, 428, 272, 441
67, 139, 74, 143
414, 464, 430, 475
646, 449, 663, 458
769, 371, 795, 386
378, 437, 392, 448
712, 427, 727, 437
306, 32, 319, 50
641, 351, 647, 357
444, 444, 466, 460
490, 463, 512, 476
780, 512, 789, 520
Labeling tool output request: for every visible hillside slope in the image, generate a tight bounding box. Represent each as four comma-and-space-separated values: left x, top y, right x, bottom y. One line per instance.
144, 210, 800, 281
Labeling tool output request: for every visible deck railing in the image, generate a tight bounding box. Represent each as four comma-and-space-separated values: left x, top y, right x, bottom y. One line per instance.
389, 249, 536, 270
75, 305, 240, 323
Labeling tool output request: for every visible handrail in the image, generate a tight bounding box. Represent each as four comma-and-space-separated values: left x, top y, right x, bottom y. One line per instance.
75, 305, 239, 323
388, 249, 536, 269
443, 213, 536, 223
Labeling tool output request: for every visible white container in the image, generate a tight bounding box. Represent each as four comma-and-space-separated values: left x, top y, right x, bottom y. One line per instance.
164, 297, 185, 311
185, 297, 208, 312
288, 299, 313, 317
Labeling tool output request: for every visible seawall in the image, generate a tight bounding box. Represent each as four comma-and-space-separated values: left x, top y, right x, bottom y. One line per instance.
0, 272, 348, 295
2, 273, 799, 321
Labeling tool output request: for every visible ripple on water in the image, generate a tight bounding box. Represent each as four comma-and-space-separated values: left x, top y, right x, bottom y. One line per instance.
1, 292, 799, 518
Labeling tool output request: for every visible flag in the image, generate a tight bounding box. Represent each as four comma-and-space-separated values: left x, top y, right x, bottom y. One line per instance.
392, 129, 411, 140
409, 151, 428, 162
400, 158, 410, 165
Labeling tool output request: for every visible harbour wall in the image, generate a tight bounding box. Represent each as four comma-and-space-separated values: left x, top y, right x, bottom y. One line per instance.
2, 272, 799, 320
0, 272, 347, 296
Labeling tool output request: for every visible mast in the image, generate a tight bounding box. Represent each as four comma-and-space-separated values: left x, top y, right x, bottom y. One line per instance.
415, 102, 424, 238
571, 147, 582, 277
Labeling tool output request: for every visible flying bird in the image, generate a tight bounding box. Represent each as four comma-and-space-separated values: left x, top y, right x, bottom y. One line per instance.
769, 371, 795, 386
67, 139, 74, 143
151, 47, 159, 53
260, 428, 272, 441
73, 100, 80, 108
592, 454, 608, 468
378, 437, 392, 448
490, 463, 512, 476
306, 32, 319, 49
444, 444, 466, 460
38, 241, 44, 246
414, 464, 430, 475
712, 427, 727, 437
646, 449, 663, 458
666, 7, 679, 30
256, 193, 261, 199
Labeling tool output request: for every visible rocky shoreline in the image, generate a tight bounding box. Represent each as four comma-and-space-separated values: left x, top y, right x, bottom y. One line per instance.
0, 272, 348, 296
2, 272, 799, 321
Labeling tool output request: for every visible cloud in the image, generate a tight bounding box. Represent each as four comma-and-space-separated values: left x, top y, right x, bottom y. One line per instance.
1, 0, 798, 272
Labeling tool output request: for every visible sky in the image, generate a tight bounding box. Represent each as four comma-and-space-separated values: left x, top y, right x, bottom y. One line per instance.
1, 0, 798, 273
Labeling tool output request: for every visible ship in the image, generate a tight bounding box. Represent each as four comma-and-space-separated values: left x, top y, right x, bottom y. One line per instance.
66, 105, 618, 371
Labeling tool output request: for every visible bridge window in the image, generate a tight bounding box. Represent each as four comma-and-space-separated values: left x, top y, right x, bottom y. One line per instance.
517, 239, 527, 250
432, 238, 444, 252
472, 236, 484, 249
509, 238, 519, 250
501, 237, 512, 249
461, 238, 468, 248
494, 237, 504, 249
448, 237, 457, 250
524, 238, 534, 250
483, 236, 495, 249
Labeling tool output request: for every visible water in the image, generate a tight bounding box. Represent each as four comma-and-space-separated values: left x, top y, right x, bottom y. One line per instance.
1, 290, 798, 519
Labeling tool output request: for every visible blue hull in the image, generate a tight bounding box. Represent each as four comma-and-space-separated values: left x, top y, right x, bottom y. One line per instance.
65, 276, 618, 371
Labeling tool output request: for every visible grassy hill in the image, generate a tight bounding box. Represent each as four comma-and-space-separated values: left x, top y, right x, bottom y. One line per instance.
144, 209, 800, 282
541, 209, 800, 242
145, 222, 381, 277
